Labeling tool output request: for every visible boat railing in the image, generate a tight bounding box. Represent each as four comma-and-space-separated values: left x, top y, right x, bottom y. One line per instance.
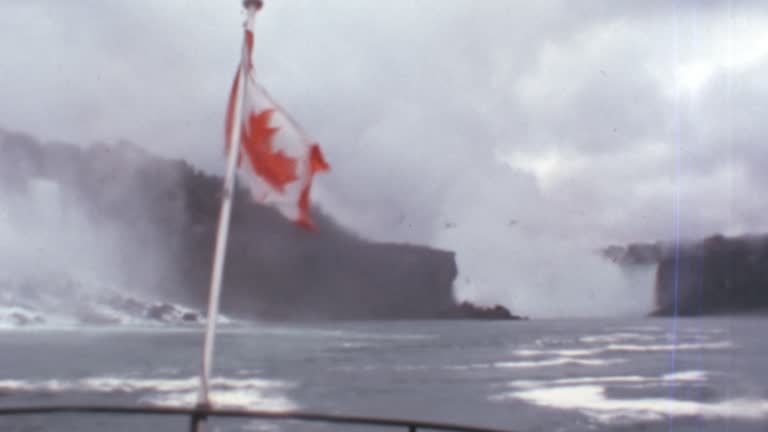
0, 405, 516, 432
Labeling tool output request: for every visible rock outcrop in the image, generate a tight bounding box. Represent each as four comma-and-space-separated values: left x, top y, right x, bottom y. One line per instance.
0, 128, 520, 321
652, 234, 768, 316
603, 235, 768, 316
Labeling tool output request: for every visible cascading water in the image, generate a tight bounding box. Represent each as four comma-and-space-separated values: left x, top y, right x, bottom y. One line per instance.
0, 177, 206, 328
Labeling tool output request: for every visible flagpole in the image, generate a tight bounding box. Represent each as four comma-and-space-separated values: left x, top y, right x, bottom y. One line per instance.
195, 0, 263, 421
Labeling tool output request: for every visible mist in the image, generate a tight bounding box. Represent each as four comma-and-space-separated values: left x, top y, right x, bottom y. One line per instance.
0, 134, 185, 325
18, 183, 174, 289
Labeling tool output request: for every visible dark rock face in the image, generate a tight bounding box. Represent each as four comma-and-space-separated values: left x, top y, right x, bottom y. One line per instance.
652, 234, 768, 316
604, 234, 768, 316
0, 129, 518, 321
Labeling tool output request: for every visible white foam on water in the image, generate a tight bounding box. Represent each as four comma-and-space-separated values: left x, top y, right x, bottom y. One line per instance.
82, 376, 200, 393
495, 358, 626, 369
493, 369, 768, 425
506, 371, 709, 390
605, 341, 733, 352
662, 370, 709, 381
494, 384, 768, 424
580, 333, 658, 344
0, 379, 70, 393
513, 348, 602, 357
0, 376, 289, 393
142, 389, 296, 410
514, 339, 733, 361
0, 375, 295, 410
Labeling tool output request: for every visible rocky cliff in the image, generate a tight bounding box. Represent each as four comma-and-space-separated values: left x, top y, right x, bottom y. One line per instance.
603, 235, 768, 316
0, 129, 517, 321
652, 234, 768, 316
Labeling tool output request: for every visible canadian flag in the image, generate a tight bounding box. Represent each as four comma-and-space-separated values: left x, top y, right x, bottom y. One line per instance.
225, 16, 329, 230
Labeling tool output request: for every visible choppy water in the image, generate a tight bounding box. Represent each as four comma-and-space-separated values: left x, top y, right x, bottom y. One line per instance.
0, 318, 766, 432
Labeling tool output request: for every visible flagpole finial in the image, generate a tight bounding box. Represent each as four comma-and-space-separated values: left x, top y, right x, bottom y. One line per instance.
243, 0, 263, 10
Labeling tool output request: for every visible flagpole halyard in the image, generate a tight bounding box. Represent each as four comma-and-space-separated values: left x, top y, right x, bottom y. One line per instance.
194, 2, 262, 428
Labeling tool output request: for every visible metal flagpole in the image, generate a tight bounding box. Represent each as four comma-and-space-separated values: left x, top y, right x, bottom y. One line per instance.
194, 1, 263, 429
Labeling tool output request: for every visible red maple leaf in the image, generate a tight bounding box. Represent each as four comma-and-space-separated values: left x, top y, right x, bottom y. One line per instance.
296, 144, 331, 231
241, 109, 298, 192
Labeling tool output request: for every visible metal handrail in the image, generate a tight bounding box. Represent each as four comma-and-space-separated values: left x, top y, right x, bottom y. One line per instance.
0, 405, 517, 432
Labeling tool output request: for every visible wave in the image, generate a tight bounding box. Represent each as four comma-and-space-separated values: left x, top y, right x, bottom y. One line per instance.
579, 332, 658, 344
0, 375, 295, 410
512, 348, 601, 357
494, 384, 767, 424
505, 370, 710, 390
495, 358, 626, 368
494, 370, 767, 425
512, 340, 733, 358
604, 341, 733, 352
662, 370, 709, 381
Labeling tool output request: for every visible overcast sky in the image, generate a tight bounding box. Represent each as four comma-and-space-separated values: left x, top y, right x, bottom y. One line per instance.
2, 0, 767, 316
